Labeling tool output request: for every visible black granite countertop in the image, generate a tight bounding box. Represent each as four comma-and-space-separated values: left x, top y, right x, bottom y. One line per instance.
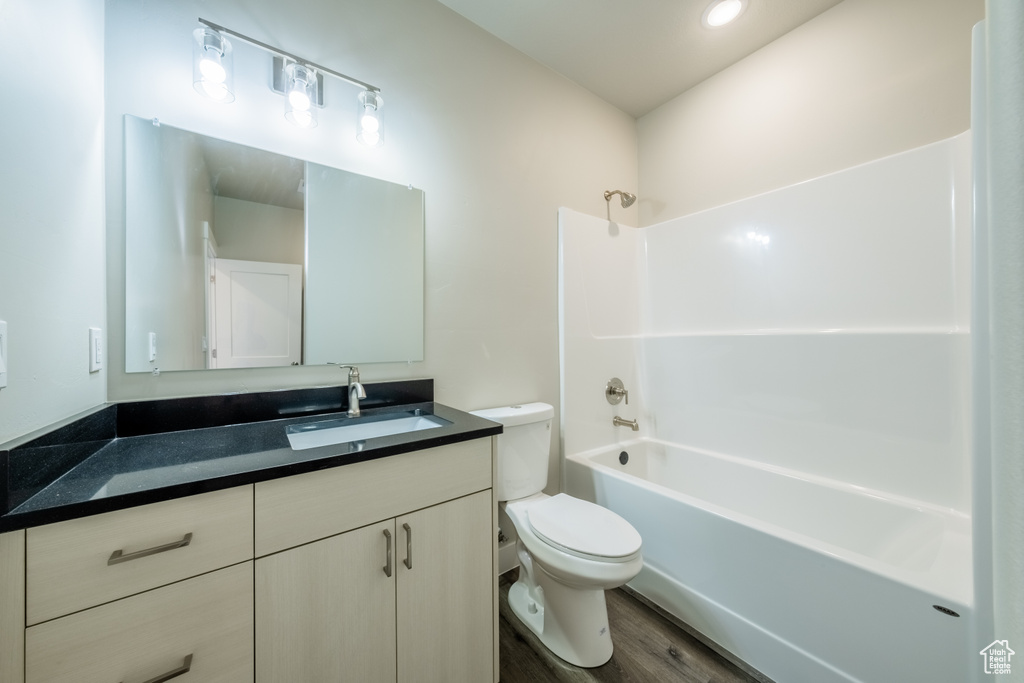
0, 380, 501, 532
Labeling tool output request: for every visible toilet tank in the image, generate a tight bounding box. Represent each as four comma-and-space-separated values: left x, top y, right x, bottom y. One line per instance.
470, 402, 554, 501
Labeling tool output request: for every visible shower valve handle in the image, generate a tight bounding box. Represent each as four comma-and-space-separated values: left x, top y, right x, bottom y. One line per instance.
606, 378, 629, 405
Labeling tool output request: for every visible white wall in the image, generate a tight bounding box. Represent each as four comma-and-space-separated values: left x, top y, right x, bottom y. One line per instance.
0, 0, 106, 444
563, 133, 973, 512
213, 196, 303, 265
638, 0, 984, 224
104, 0, 638, 485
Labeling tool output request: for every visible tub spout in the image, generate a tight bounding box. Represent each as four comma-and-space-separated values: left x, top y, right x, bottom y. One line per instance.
613, 416, 639, 431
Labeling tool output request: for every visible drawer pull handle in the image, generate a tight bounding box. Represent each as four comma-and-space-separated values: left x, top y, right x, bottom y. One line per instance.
383, 528, 393, 577
122, 653, 193, 683
108, 533, 193, 565
403, 523, 412, 570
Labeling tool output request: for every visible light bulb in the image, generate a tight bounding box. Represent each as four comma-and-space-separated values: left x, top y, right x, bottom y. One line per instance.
199, 53, 226, 83
288, 89, 311, 112
361, 108, 380, 133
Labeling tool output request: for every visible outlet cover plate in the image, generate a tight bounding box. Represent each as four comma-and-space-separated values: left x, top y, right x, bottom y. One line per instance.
89, 327, 102, 373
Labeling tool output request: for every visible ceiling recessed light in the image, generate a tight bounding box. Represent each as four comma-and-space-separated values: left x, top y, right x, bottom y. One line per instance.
702, 0, 748, 28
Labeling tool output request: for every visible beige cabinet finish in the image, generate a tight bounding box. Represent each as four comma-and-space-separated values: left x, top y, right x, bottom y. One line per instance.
257, 492, 494, 683
13, 434, 496, 683
25, 562, 254, 683
0, 530, 25, 683
256, 519, 397, 683
255, 439, 496, 683
27, 485, 253, 625
255, 438, 490, 556
397, 490, 494, 683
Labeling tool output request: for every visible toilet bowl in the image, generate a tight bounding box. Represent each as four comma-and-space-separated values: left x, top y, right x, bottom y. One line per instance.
470, 403, 643, 667
503, 492, 642, 667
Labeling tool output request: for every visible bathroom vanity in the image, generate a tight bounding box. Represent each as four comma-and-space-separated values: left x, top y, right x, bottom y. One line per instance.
0, 380, 501, 683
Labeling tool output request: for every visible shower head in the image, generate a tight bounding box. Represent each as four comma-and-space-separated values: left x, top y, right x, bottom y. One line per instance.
604, 190, 637, 208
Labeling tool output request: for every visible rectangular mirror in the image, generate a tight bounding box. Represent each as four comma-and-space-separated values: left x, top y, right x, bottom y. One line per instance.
124, 115, 424, 373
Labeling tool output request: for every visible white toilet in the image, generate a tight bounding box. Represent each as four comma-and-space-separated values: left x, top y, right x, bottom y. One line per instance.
470, 402, 643, 668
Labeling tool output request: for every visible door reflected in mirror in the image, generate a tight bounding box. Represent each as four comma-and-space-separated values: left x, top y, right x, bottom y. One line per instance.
123, 114, 424, 373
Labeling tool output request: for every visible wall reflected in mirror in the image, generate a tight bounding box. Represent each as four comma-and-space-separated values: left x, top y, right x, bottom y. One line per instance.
124, 114, 424, 373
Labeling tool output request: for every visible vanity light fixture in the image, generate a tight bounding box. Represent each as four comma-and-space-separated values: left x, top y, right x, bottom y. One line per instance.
192, 27, 234, 102
193, 18, 383, 144
701, 0, 748, 28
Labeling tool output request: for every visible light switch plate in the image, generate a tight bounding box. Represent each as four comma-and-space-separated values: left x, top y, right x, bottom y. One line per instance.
0, 320, 8, 389
89, 327, 102, 372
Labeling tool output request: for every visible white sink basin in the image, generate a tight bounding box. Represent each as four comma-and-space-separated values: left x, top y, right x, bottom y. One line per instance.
286, 412, 449, 451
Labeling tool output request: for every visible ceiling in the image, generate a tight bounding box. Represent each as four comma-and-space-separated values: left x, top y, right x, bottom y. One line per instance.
198, 135, 306, 211
436, 0, 845, 118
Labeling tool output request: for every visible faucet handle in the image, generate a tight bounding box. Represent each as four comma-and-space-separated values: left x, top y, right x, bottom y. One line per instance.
606, 377, 629, 405
328, 363, 361, 383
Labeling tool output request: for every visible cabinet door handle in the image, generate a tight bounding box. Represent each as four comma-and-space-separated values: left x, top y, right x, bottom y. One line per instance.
121, 653, 193, 683
403, 523, 412, 570
108, 533, 193, 565
383, 528, 393, 577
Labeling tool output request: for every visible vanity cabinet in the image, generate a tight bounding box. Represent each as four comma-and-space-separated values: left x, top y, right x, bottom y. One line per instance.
4, 435, 497, 683
254, 439, 496, 683
256, 491, 493, 683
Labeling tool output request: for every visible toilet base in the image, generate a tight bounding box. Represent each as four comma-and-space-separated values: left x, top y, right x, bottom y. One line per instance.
508, 549, 614, 668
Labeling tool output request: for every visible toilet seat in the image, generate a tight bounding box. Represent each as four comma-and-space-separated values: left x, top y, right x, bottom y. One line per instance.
526, 494, 642, 563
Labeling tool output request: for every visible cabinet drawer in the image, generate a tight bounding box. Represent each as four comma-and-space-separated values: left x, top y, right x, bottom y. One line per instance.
256, 438, 492, 556
27, 485, 253, 625
26, 562, 253, 683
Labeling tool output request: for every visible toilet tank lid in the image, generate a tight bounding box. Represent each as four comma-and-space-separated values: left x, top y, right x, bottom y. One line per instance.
469, 402, 553, 427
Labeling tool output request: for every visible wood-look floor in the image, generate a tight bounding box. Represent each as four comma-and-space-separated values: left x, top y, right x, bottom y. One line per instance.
498, 571, 770, 683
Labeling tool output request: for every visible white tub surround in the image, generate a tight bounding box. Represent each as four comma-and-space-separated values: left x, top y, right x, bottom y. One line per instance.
559, 133, 973, 683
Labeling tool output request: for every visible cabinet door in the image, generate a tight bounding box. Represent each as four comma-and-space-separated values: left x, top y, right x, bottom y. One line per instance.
396, 490, 493, 683
256, 519, 397, 683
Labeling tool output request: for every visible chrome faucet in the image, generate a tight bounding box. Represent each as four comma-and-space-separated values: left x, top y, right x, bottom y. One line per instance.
336, 365, 366, 417
613, 416, 639, 431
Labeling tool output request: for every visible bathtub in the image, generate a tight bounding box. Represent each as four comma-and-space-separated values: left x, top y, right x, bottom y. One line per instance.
564, 438, 972, 683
